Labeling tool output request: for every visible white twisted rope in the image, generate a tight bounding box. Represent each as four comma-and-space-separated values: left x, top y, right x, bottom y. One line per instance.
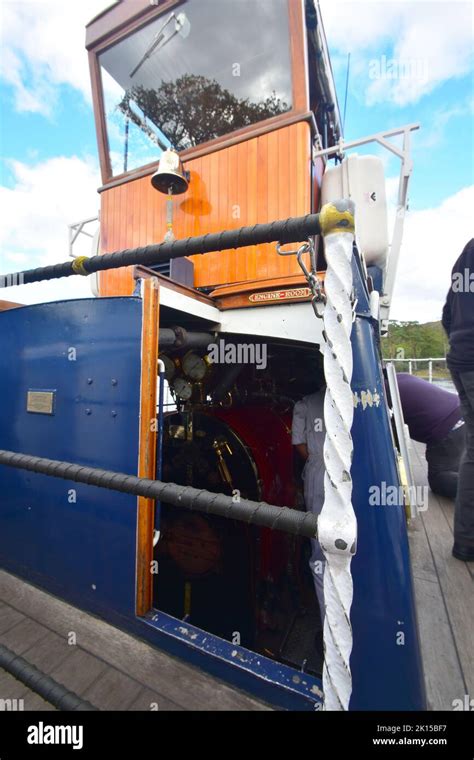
318, 200, 357, 711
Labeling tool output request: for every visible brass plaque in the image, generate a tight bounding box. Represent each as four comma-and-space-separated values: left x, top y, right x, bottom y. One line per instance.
27, 391, 55, 415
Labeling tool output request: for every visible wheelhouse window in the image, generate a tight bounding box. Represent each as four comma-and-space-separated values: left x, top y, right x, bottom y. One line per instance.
98, 0, 293, 176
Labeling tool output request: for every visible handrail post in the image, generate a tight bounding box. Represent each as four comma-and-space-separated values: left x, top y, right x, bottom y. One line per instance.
318, 200, 357, 710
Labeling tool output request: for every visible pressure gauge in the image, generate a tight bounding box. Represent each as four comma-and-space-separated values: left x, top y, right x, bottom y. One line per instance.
159, 354, 177, 382
182, 351, 208, 381
173, 376, 193, 401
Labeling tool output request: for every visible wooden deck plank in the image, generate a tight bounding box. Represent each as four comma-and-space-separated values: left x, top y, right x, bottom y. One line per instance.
436, 495, 474, 578
409, 439, 425, 467
128, 685, 183, 711
408, 480, 466, 710
81, 667, 143, 711
0, 617, 50, 655
411, 576, 465, 710
409, 441, 474, 703
436, 485, 474, 580
407, 518, 438, 584
0, 606, 25, 635
413, 440, 474, 580
22, 692, 57, 711
0, 570, 271, 711
421, 492, 474, 695
436, 494, 454, 531
0, 669, 56, 711
48, 649, 108, 697
21, 630, 73, 675
0, 670, 29, 700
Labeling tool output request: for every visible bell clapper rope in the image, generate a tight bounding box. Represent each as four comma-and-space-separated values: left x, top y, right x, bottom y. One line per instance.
164, 186, 175, 243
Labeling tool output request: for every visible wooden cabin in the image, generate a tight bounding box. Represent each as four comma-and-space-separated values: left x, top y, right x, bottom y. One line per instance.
85, 0, 342, 300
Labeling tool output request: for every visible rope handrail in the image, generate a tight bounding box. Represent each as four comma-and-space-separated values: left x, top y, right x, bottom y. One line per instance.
0, 449, 318, 539
0, 214, 322, 288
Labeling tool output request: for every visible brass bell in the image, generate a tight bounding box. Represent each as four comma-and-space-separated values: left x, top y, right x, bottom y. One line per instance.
151, 149, 189, 195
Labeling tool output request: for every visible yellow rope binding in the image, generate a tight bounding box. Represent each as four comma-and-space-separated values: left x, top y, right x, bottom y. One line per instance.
72, 256, 90, 276
319, 200, 355, 237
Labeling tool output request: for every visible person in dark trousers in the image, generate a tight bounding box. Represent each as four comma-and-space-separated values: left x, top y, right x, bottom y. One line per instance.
396, 373, 465, 499
442, 238, 474, 562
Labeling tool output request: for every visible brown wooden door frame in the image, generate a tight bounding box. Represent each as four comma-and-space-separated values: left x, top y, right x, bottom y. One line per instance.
136, 277, 160, 616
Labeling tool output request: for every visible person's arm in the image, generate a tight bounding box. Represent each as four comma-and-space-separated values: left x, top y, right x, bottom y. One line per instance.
441, 291, 452, 337
292, 399, 308, 459
294, 443, 308, 461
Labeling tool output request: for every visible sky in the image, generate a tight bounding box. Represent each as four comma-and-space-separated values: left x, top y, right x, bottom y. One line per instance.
0, 0, 473, 321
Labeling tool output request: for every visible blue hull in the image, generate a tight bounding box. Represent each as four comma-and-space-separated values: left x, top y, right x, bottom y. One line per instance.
0, 288, 426, 710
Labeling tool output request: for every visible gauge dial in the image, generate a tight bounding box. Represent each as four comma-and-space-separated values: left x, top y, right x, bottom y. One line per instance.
182, 351, 208, 381
173, 376, 193, 401
159, 354, 176, 382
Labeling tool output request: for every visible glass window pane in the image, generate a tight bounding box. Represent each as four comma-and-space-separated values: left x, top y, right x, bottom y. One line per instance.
99, 0, 293, 176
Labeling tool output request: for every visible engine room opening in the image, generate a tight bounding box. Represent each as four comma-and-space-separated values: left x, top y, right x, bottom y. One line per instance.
154, 332, 326, 675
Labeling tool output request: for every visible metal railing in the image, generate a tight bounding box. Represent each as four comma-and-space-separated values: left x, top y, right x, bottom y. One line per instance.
389, 357, 448, 384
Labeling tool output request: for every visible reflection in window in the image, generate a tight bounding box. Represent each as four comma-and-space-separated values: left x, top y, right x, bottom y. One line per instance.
99, 0, 293, 176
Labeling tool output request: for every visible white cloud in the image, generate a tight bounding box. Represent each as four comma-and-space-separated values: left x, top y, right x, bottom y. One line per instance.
0, 0, 112, 116
320, 0, 402, 51
319, 0, 474, 106
414, 98, 474, 151
0, 155, 101, 304
389, 184, 474, 322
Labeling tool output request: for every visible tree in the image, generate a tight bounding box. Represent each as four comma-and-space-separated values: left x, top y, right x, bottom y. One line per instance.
118, 74, 289, 151
382, 320, 450, 364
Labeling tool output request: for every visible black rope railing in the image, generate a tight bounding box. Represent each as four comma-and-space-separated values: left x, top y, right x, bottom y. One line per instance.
0, 213, 321, 288
0, 644, 98, 711
0, 450, 318, 539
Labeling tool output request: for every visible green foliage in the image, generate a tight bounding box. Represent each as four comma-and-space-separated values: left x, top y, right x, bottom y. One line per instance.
382, 320, 449, 361
119, 74, 289, 151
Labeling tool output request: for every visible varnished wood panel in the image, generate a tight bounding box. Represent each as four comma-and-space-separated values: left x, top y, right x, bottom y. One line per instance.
99, 121, 313, 296
0, 301, 22, 311
289, 0, 308, 112
136, 279, 159, 616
